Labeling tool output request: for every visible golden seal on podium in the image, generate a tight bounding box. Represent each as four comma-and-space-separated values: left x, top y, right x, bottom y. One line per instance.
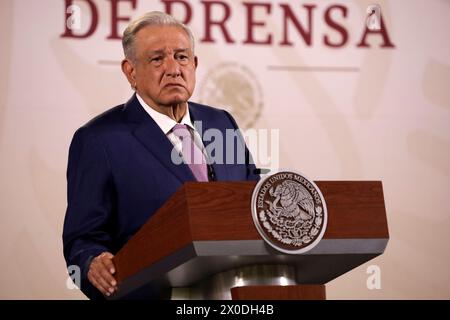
251, 170, 328, 254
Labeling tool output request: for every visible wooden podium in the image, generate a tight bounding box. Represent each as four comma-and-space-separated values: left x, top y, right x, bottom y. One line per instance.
111, 181, 388, 300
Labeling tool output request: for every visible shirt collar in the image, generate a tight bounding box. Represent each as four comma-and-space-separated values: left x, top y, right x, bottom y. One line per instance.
136, 93, 195, 134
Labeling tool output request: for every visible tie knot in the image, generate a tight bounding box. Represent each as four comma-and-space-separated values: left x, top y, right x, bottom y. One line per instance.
172, 123, 190, 139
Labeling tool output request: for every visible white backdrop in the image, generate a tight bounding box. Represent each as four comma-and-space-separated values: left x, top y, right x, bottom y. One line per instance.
0, 0, 449, 299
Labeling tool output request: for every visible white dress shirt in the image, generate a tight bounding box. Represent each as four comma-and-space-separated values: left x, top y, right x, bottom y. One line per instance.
136, 94, 207, 160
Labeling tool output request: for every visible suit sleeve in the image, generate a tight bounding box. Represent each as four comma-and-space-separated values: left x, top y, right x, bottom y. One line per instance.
62, 127, 116, 300
222, 110, 260, 181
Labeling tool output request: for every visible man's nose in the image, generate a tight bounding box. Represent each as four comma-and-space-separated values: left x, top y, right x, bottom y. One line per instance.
165, 57, 181, 77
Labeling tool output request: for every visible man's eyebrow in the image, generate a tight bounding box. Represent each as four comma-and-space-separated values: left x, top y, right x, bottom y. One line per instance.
174, 48, 189, 53
147, 48, 190, 56
147, 49, 165, 56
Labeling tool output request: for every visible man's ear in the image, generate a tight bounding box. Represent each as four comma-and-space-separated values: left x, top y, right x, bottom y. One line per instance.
121, 59, 136, 89
194, 56, 198, 69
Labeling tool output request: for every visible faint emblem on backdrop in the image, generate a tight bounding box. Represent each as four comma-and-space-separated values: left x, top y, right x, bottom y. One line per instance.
198, 62, 263, 129
251, 170, 328, 254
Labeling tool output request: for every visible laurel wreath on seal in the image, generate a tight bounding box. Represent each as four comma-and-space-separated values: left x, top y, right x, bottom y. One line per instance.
259, 180, 323, 247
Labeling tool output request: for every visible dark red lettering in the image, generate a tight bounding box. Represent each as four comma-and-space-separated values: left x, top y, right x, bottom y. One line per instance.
162, 0, 193, 24
242, 2, 272, 45
61, 0, 98, 39
107, 0, 137, 40
279, 4, 316, 46
357, 16, 395, 48
200, 1, 235, 43
323, 5, 348, 48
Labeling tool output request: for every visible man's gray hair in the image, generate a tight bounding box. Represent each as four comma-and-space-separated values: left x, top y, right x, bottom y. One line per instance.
122, 11, 195, 61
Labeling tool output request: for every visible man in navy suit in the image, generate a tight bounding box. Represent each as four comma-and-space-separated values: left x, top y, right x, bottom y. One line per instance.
62, 11, 259, 299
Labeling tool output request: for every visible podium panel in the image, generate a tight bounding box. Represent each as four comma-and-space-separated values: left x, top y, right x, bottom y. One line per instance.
111, 181, 388, 300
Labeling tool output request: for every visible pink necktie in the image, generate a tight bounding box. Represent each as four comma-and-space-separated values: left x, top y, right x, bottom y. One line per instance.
172, 123, 208, 182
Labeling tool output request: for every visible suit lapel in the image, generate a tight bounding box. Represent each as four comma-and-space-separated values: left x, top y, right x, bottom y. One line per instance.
123, 95, 196, 183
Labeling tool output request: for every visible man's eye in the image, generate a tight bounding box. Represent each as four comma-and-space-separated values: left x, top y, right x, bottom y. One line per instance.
151, 57, 162, 63
177, 55, 188, 60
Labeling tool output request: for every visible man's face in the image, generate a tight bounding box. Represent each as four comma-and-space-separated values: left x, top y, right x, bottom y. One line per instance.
130, 25, 197, 108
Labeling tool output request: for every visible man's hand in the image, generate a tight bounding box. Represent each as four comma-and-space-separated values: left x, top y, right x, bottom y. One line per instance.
87, 252, 117, 297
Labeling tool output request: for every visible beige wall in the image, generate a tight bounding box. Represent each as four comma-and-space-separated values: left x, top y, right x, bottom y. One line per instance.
0, 0, 449, 299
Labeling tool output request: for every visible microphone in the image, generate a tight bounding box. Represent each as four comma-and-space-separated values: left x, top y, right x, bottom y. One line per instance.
207, 164, 217, 181
253, 168, 271, 175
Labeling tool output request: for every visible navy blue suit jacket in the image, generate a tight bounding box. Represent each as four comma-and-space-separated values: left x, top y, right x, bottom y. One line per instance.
63, 95, 259, 299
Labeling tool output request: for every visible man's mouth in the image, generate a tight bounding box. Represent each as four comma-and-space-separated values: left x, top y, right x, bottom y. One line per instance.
164, 83, 184, 88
